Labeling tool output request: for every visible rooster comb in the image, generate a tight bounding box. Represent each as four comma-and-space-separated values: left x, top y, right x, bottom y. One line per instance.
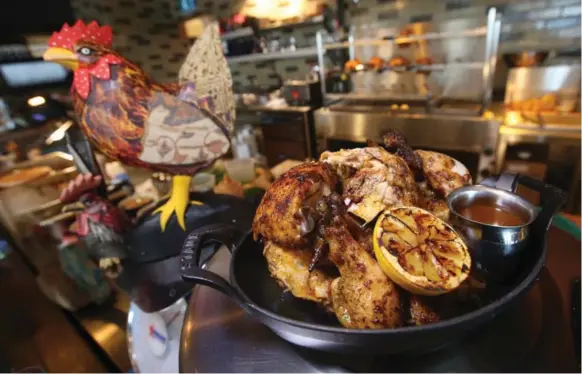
48, 20, 113, 50
60, 173, 103, 203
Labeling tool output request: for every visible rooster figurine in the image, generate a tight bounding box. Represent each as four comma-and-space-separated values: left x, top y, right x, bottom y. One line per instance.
44, 20, 235, 231
61, 174, 132, 277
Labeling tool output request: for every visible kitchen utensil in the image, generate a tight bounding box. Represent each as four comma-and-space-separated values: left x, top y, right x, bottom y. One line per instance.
178, 173, 565, 354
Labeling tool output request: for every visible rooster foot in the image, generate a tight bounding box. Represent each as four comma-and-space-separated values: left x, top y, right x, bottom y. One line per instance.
99, 257, 122, 278
153, 175, 204, 231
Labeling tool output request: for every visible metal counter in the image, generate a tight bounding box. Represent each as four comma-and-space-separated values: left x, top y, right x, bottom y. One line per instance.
314, 107, 500, 180
314, 107, 500, 153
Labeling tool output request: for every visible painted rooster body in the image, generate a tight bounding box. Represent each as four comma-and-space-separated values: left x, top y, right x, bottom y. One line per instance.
44, 21, 234, 230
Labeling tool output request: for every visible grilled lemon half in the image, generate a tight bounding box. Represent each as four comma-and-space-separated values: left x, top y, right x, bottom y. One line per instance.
373, 206, 471, 296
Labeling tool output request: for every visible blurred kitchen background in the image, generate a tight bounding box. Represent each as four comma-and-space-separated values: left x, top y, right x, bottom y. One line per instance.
0, 0, 580, 372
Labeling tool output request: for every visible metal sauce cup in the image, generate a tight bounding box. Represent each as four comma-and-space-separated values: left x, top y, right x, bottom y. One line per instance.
447, 185, 537, 282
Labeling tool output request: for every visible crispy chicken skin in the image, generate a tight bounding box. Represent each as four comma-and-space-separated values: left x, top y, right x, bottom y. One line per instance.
320, 147, 418, 223
416, 180, 451, 221
414, 150, 472, 221
252, 162, 339, 248
408, 294, 441, 325
380, 131, 471, 221
263, 241, 333, 306
415, 150, 472, 197
324, 218, 403, 329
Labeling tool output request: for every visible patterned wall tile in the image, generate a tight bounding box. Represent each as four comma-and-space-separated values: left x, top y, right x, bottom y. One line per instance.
445, 0, 473, 11
546, 0, 578, 6
377, 9, 400, 20
556, 26, 582, 38
562, 5, 582, 16
502, 20, 546, 33
409, 14, 433, 23
70, 0, 581, 92
546, 16, 581, 29
506, 0, 548, 12
70, 0, 191, 83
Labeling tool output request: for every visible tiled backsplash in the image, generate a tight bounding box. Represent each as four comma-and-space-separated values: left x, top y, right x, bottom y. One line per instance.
70, 0, 580, 91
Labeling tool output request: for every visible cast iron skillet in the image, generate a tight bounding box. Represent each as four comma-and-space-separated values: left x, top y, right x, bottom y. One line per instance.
179, 173, 565, 354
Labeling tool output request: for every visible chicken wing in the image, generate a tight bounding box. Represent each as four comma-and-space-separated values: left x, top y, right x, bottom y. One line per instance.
320, 147, 417, 223
252, 162, 339, 248
263, 240, 333, 306
381, 130, 472, 221
324, 219, 403, 329
415, 150, 472, 221
415, 150, 472, 197
416, 180, 450, 221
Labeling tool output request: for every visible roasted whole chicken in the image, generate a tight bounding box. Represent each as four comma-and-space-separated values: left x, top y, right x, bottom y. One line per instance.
252, 129, 478, 330
43, 21, 234, 231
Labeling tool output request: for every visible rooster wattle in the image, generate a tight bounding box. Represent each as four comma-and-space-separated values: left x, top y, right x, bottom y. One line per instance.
43, 20, 235, 231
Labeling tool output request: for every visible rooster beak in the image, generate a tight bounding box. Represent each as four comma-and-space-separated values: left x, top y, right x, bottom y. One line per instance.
43, 47, 79, 70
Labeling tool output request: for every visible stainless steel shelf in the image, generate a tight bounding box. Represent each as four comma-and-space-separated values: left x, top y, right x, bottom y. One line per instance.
221, 27, 253, 41
344, 62, 485, 73
420, 62, 484, 70
226, 47, 318, 64
220, 16, 323, 41
326, 93, 430, 102
324, 26, 488, 50
260, 16, 323, 32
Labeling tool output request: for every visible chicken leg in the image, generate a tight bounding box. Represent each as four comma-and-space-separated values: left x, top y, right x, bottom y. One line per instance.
153, 175, 203, 231
323, 218, 403, 329
263, 241, 333, 306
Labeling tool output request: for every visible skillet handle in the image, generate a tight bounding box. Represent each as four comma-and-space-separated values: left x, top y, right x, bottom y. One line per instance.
180, 223, 245, 298
516, 174, 567, 234
492, 172, 567, 233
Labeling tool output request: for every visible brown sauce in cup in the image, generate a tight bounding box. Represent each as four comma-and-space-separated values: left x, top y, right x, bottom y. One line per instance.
459, 202, 527, 226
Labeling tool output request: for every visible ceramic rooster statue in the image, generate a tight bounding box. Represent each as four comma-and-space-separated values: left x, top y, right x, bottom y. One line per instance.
61, 174, 132, 277
44, 20, 235, 231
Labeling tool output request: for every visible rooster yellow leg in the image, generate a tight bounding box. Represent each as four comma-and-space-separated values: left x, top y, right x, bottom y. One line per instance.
153, 175, 203, 231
